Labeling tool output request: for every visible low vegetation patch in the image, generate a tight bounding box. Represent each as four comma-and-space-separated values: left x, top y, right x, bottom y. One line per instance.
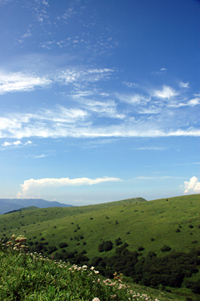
0, 235, 162, 301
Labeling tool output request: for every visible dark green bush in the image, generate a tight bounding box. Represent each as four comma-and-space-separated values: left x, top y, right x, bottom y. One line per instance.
115, 237, 122, 246
59, 242, 68, 248
98, 240, 113, 252
161, 245, 171, 252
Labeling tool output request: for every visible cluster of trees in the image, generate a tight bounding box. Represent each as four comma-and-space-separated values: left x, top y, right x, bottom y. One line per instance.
54, 249, 89, 264
91, 243, 200, 292
98, 240, 113, 252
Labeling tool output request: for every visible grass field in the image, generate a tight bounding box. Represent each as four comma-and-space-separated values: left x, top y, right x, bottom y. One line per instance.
0, 240, 197, 301
1, 194, 200, 259
1, 194, 200, 300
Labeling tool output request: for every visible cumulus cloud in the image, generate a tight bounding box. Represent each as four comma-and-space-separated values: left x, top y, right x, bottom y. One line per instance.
0, 71, 51, 94
17, 176, 122, 198
184, 176, 200, 194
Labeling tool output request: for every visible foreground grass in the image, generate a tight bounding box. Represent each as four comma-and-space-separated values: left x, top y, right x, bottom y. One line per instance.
0, 248, 163, 301
1, 237, 198, 300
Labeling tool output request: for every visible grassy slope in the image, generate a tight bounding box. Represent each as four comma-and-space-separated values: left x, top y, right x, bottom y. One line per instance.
1, 248, 191, 301
0, 194, 200, 260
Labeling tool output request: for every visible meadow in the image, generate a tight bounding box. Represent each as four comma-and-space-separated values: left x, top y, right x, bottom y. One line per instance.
0, 194, 200, 300
0, 235, 194, 300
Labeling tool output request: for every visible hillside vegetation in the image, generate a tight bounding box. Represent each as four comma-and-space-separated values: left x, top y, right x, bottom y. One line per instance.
0, 237, 159, 301
0, 234, 195, 300
1, 194, 200, 299
1, 195, 199, 258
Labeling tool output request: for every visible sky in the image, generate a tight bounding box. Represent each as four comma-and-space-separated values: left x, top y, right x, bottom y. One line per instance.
0, 0, 200, 206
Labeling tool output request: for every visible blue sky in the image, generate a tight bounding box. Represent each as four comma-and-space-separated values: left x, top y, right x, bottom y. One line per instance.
0, 0, 199, 205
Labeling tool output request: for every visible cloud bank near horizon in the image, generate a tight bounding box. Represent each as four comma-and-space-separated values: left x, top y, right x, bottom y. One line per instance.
17, 176, 122, 198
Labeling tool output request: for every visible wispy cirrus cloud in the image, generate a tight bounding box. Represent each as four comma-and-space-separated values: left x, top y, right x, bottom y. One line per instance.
0, 67, 114, 95
123, 81, 138, 88
117, 93, 150, 105
0, 71, 51, 94
168, 95, 200, 108
0, 106, 200, 140
180, 81, 189, 88
135, 146, 167, 151
57, 68, 114, 85
151, 67, 167, 75
77, 99, 125, 119
17, 176, 121, 198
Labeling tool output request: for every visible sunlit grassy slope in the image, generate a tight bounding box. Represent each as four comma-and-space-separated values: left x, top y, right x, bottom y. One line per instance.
0, 195, 200, 260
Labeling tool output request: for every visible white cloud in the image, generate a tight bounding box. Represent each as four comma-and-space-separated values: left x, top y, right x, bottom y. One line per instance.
0, 71, 51, 94
34, 154, 46, 159
2, 140, 20, 146
180, 81, 189, 88
152, 86, 178, 99
78, 99, 125, 119
1, 141, 12, 146
188, 97, 200, 106
17, 176, 121, 198
25, 141, 32, 145
168, 96, 200, 108
1, 140, 32, 147
123, 81, 138, 88
136, 146, 167, 151
134, 175, 177, 180
0, 107, 200, 139
117, 93, 150, 105
137, 107, 160, 114
58, 68, 114, 85
151, 68, 167, 75
184, 176, 200, 194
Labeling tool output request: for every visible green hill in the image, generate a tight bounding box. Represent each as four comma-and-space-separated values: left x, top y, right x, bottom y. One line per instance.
1, 195, 199, 259
1, 194, 200, 299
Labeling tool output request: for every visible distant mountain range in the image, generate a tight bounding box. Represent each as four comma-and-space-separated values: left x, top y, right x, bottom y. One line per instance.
0, 198, 73, 214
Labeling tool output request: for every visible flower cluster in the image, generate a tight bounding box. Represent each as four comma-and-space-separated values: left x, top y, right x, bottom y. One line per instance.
5, 234, 28, 251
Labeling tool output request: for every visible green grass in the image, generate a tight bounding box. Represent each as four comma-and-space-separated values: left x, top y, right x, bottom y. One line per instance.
1, 194, 200, 300
1, 241, 197, 301
0, 244, 177, 301
1, 194, 200, 260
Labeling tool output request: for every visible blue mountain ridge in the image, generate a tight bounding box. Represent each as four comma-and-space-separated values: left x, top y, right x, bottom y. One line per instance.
0, 198, 73, 214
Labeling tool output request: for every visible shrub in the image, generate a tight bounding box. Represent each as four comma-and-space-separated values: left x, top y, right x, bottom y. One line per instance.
161, 245, 171, 252
98, 240, 113, 252
47, 246, 57, 254
59, 242, 68, 248
115, 237, 123, 246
